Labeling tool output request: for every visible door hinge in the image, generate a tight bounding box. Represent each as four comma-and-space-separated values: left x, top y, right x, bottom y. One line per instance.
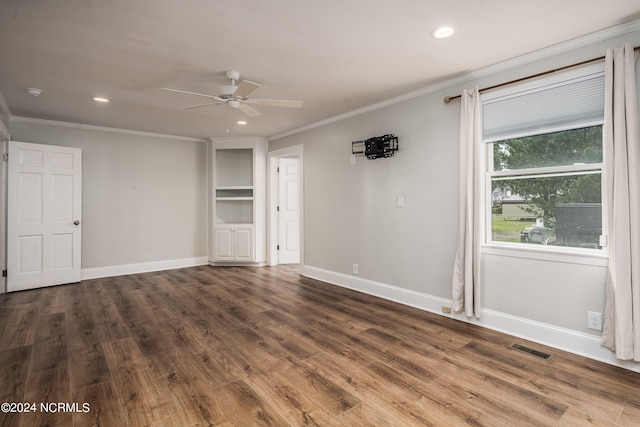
276, 206, 280, 212
2, 270, 7, 277
2, 153, 7, 162
277, 167, 280, 173
277, 245, 280, 250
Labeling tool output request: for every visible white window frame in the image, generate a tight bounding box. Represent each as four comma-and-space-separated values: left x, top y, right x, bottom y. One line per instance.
480, 63, 608, 266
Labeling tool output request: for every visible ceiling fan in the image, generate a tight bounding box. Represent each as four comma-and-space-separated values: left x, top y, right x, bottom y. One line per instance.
160, 70, 303, 117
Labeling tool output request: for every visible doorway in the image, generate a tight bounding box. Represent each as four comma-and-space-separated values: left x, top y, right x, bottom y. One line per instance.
268, 145, 303, 267
7, 141, 82, 292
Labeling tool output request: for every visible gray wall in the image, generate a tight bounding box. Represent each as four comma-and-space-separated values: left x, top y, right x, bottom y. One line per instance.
9, 118, 208, 270
280, 95, 458, 297
270, 28, 640, 337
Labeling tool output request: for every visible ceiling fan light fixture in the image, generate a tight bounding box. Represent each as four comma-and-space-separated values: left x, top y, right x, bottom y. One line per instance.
431, 25, 456, 39
228, 100, 240, 109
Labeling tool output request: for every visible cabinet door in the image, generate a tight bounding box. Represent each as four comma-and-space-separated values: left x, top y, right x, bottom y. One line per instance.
214, 227, 234, 261
234, 227, 254, 261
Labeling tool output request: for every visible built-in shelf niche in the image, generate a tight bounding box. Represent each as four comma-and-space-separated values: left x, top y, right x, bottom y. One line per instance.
215, 149, 253, 187
215, 148, 254, 224
215, 200, 253, 224
210, 137, 266, 264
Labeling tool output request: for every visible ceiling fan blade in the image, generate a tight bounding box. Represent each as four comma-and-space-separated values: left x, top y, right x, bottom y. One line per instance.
160, 87, 222, 100
238, 103, 262, 117
234, 80, 261, 99
252, 99, 303, 108
184, 102, 222, 110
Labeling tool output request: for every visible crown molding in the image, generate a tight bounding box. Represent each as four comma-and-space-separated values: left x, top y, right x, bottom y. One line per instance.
270, 19, 640, 142
10, 116, 206, 143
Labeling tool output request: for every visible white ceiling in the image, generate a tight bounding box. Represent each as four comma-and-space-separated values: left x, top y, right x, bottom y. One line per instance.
1, 1, 639, 139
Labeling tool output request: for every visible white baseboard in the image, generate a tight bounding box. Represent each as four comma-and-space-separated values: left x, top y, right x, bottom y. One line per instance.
301, 264, 640, 373
81, 256, 209, 280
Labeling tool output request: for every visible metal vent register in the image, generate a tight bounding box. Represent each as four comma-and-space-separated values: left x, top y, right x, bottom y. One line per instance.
508, 343, 553, 360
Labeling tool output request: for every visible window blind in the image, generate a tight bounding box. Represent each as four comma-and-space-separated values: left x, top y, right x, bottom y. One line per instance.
482, 72, 604, 142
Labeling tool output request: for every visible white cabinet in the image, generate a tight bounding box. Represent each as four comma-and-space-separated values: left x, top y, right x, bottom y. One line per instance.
214, 226, 254, 262
210, 137, 266, 264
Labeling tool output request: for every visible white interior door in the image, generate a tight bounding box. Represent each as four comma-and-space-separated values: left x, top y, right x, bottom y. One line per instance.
7, 141, 82, 292
277, 158, 300, 264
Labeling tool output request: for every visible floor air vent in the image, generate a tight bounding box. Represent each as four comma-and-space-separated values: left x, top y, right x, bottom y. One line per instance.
508, 343, 553, 360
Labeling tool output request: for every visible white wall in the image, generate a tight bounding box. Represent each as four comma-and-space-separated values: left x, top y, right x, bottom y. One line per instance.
269, 24, 640, 370
283, 95, 457, 296
9, 117, 208, 277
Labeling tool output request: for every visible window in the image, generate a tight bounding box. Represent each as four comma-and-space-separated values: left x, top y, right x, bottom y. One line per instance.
483, 68, 605, 250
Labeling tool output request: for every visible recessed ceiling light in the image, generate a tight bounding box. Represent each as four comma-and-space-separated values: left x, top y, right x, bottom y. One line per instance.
93, 97, 109, 103
431, 25, 456, 40
237, 120, 247, 125
26, 87, 43, 97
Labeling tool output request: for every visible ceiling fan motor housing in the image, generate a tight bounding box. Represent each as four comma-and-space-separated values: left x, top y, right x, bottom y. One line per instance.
219, 70, 242, 98
219, 85, 237, 99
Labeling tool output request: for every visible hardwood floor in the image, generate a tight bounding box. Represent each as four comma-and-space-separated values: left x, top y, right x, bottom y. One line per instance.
1, 265, 640, 426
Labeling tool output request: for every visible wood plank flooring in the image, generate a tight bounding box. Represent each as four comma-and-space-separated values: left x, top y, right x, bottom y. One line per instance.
1, 265, 640, 426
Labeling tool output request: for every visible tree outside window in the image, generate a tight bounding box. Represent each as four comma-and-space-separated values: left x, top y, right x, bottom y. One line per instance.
490, 125, 603, 248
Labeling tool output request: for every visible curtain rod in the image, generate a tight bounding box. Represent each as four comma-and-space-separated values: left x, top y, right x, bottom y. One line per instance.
443, 45, 640, 103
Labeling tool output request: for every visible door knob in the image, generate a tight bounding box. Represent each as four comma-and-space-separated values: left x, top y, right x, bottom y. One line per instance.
73, 220, 80, 225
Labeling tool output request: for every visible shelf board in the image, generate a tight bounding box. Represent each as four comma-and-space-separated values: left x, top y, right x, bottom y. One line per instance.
216, 197, 254, 201
216, 186, 254, 190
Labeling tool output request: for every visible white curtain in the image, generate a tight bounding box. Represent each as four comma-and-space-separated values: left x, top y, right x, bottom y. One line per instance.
452, 88, 483, 318
601, 43, 640, 361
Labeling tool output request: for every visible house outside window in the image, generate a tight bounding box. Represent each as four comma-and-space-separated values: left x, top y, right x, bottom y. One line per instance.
482, 65, 606, 252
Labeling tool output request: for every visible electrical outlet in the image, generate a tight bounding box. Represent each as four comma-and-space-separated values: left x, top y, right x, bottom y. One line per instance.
587, 311, 602, 331
353, 264, 359, 274
442, 306, 452, 314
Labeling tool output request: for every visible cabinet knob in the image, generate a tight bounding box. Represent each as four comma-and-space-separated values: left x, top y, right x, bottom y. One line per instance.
73, 220, 80, 225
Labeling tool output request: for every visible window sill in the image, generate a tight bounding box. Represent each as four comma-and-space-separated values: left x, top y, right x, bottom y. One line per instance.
482, 242, 608, 267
